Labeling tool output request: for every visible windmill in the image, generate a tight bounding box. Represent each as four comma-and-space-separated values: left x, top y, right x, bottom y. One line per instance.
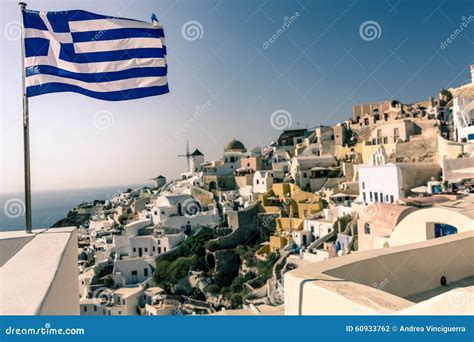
177, 139, 191, 173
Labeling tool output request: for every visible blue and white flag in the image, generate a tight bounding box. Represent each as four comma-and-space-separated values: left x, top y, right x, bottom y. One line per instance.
22, 9, 169, 101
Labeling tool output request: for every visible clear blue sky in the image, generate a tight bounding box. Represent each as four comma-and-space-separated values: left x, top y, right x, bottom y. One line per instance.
1, 0, 473, 192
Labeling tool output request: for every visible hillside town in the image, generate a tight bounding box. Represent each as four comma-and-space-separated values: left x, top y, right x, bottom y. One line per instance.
70, 65, 474, 316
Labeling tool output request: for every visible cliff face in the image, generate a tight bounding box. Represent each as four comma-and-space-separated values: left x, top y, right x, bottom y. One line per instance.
51, 211, 91, 228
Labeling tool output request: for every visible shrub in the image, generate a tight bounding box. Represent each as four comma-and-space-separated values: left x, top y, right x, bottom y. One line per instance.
206, 284, 221, 294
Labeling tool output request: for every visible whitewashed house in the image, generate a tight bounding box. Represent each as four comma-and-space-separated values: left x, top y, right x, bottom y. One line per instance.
252, 171, 274, 194
359, 147, 441, 204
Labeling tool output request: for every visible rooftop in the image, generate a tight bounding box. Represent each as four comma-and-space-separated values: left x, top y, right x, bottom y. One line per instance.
285, 231, 474, 315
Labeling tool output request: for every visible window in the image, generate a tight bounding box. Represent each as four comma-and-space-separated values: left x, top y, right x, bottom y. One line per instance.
383, 137, 388, 144
303, 173, 307, 178
362, 182, 365, 190
163, 247, 167, 252
247, 163, 250, 167
122, 299, 125, 305
94, 306, 97, 312
256, 180, 259, 184
84, 306, 87, 312
374, 192, 379, 202
364, 223, 371, 234
310, 226, 314, 233
133, 248, 136, 252
144, 268, 149, 277
369, 192, 373, 202
144, 248, 148, 253
390, 195, 394, 203
153, 246, 156, 252
362, 192, 366, 202
154, 211, 158, 215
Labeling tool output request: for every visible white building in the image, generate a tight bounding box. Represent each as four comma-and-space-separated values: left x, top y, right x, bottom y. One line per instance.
81, 286, 144, 316
149, 193, 220, 230
359, 146, 441, 204
215, 139, 249, 176
450, 66, 474, 143
113, 256, 153, 285
290, 155, 338, 189
252, 171, 274, 194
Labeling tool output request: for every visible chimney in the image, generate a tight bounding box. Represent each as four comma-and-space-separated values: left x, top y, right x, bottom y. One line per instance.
471, 65, 474, 84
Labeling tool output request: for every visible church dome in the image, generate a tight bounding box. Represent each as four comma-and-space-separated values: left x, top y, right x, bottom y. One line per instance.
224, 139, 246, 152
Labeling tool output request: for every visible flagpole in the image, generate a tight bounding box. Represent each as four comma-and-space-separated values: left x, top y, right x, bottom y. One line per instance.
19, 2, 32, 234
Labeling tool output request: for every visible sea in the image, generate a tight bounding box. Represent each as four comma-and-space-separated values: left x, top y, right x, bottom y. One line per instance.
0, 184, 150, 232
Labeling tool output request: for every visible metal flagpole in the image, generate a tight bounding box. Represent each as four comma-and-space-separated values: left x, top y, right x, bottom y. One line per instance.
18, 2, 32, 233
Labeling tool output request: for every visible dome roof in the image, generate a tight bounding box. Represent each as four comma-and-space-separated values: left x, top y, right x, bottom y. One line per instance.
224, 139, 246, 152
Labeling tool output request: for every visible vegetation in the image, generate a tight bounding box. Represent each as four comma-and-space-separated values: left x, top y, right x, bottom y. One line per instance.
153, 227, 214, 290
153, 227, 281, 309
206, 284, 221, 294
154, 255, 199, 289
333, 214, 353, 234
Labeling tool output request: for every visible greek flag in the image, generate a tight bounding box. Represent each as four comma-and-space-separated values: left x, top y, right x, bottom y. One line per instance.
22, 9, 168, 101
